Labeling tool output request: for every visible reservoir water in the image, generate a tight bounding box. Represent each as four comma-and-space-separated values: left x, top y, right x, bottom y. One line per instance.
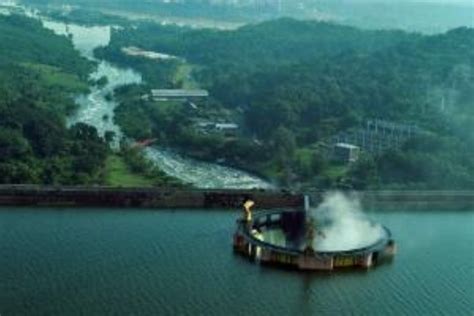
1, 206, 473, 315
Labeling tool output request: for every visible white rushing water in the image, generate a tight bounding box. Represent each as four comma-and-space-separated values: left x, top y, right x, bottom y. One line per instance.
0, 0, 17, 7
144, 148, 273, 189
41, 20, 142, 148
38, 15, 272, 189
0, 0, 19, 15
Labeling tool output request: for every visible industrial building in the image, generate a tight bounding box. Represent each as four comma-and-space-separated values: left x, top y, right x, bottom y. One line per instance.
330, 119, 423, 155
333, 143, 361, 163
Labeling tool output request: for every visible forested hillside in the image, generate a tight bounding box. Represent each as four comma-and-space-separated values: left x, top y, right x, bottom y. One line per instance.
97, 19, 474, 189
0, 15, 108, 184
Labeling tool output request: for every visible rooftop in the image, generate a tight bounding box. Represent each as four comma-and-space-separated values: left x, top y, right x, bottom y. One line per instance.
151, 89, 209, 98
335, 143, 360, 150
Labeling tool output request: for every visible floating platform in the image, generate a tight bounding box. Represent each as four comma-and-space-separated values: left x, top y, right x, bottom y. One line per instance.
233, 210, 396, 271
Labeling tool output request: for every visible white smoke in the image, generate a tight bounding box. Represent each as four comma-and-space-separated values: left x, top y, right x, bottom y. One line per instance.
311, 192, 385, 252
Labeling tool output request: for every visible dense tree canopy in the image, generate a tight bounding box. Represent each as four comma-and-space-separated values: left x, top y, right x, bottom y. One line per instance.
0, 15, 108, 185
100, 18, 474, 189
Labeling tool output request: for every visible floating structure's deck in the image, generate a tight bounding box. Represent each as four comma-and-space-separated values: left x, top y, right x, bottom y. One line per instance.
233, 210, 396, 271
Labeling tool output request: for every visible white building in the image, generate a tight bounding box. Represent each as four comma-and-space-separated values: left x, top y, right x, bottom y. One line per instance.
333, 143, 360, 163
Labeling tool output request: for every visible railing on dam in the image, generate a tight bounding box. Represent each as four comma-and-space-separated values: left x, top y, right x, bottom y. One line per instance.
1, 185, 472, 209
304, 190, 474, 205
0, 185, 305, 209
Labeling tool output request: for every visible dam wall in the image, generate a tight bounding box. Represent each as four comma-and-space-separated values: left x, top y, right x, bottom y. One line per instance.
356, 191, 474, 208
0, 185, 304, 209
308, 190, 474, 209
1, 186, 472, 209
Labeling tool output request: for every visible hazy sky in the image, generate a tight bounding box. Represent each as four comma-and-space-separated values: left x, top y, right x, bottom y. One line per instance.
344, 0, 473, 4
405, 0, 472, 3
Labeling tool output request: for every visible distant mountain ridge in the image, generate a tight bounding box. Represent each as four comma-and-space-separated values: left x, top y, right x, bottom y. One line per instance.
20, 0, 474, 33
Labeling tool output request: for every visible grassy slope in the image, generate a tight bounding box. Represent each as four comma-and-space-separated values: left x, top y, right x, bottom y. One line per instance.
174, 63, 199, 89
104, 155, 154, 187
22, 63, 89, 93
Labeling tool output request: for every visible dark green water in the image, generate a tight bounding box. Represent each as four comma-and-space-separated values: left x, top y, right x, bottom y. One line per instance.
1, 207, 473, 316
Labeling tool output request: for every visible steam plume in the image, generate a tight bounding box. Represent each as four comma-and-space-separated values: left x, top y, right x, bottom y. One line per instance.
311, 192, 384, 251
